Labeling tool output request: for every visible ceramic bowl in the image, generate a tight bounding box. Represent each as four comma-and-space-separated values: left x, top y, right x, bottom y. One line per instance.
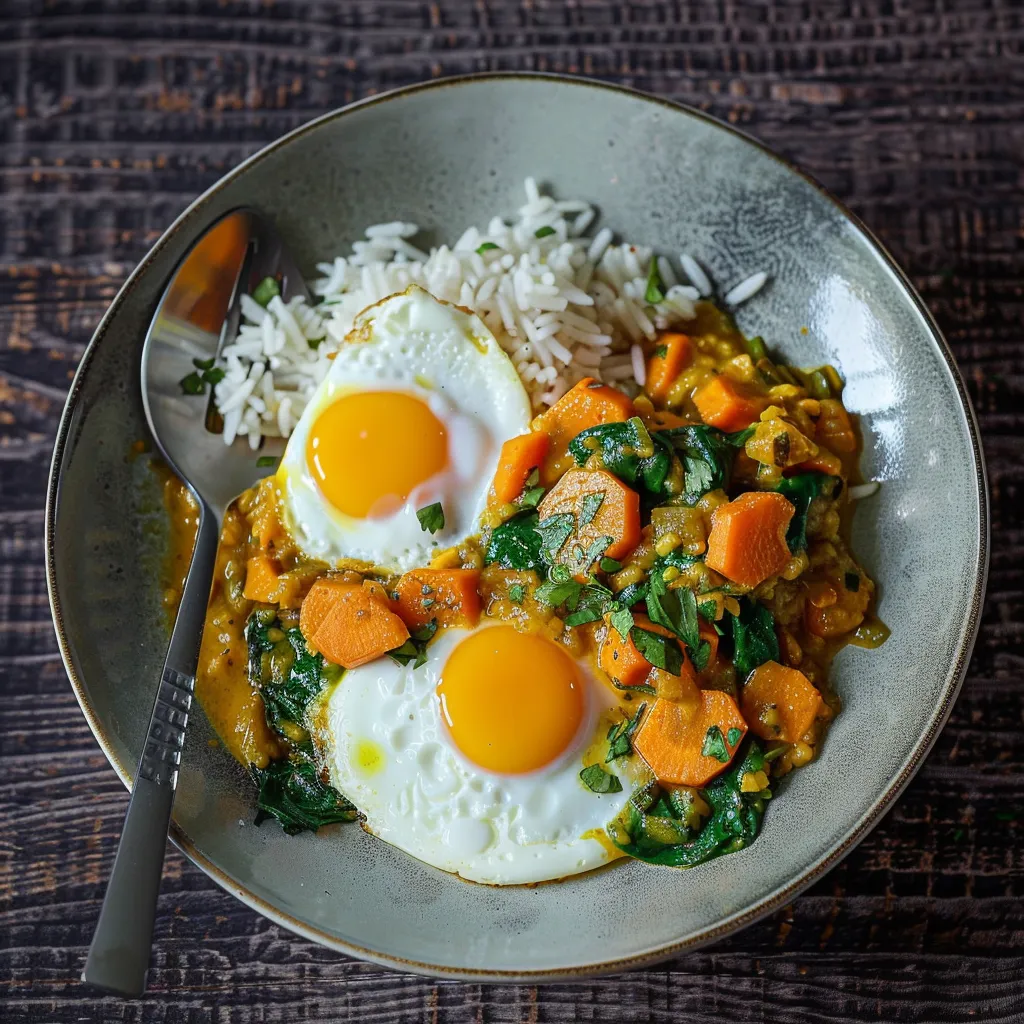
47, 73, 988, 980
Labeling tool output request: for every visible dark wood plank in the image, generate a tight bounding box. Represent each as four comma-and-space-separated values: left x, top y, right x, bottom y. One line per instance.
2, 1, 1023, 1020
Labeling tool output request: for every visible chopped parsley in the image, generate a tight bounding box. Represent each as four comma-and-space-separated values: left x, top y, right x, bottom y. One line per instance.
535, 512, 575, 557
609, 606, 635, 641
256, 455, 278, 469
579, 490, 605, 526
630, 626, 684, 675
416, 502, 445, 535
508, 583, 526, 604
775, 472, 831, 552
654, 344, 668, 359
600, 556, 622, 573
476, 242, 500, 254
645, 569, 711, 671
387, 621, 438, 670
535, 225, 556, 238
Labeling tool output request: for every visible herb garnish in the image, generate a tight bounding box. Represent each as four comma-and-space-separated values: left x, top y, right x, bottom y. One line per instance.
701, 725, 731, 763
645, 568, 711, 671
609, 606, 635, 641
484, 510, 546, 571
775, 472, 831, 552
252, 276, 281, 307
569, 416, 675, 501
579, 490, 605, 526
179, 357, 226, 396
416, 502, 445, 535
580, 764, 623, 794
256, 455, 278, 469
387, 620, 438, 669
476, 242, 500, 254
600, 556, 622, 573
654, 344, 668, 359
630, 626, 684, 675
606, 703, 647, 762
644, 258, 665, 304
658, 424, 749, 502
535, 226, 556, 238
535, 512, 575, 557
508, 583, 526, 604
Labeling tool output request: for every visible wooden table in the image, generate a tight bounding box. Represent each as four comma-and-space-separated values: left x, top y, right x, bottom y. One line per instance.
2, 2, 1021, 1021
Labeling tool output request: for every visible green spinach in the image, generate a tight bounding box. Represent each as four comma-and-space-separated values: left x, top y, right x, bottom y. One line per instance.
485, 510, 547, 572
658, 424, 749, 502
775, 472, 831, 552
253, 758, 359, 836
728, 599, 780, 678
568, 417, 674, 500
607, 739, 769, 867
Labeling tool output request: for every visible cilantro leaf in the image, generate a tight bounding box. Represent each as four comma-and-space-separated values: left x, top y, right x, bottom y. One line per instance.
580, 764, 623, 794
535, 225, 556, 238
658, 424, 745, 502
654, 344, 668, 359
600, 556, 622, 573
179, 371, 205, 395
726, 726, 743, 746
476, 242, 500, 254
416, 502, 445, 535
606, 703, 647, 761
508, 583, 526, 604
256, 455, 278, 468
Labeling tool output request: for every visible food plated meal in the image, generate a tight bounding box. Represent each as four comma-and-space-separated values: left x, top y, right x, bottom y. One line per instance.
49, 74, 985, 976
166, 181, 887, 885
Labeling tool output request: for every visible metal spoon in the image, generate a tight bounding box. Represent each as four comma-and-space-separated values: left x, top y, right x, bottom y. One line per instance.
82, 208, 309, 997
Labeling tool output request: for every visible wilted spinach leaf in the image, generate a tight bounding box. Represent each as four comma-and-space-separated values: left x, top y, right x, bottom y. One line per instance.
775, 472, 832, 552
253, 758, 359, 836
728, 599, 780, 678
658, 424, 747, 502
568, 416, 674, 500
607, 739, 769, 867
580, 763, 623, 794
485, 510, 547, 572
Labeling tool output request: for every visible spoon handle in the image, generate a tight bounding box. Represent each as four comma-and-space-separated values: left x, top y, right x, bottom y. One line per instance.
82, 508, 220, 997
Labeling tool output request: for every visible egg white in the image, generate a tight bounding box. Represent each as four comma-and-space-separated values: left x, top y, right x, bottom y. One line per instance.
312, 623, 647, 885
276, 287, 531, 572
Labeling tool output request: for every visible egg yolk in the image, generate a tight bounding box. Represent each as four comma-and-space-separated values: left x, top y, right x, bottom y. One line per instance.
306, 391, 448, 518
437, 625, 584, 774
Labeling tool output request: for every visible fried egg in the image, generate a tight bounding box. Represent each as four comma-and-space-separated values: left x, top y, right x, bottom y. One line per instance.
276, 287, 531, 571
313, 622, 647, 884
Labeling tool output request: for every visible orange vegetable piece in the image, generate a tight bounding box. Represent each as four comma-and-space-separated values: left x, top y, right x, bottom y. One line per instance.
300, 578, 409, 669
693, 375, 770, 432
789, 451, 844, 477
537, 468, 641, 573
646, 333, 692, 404
705, 491, 795, 588
741, 660, 823, 743
805, 572, 870, 637
599, 613, 695, 690
242, 554, 282, 603
361, 578, 394, 607
491, 431, 550, 505
394, 568, 482, 631
533, 377, 634, 484
816, 399, 857, 454
635, 691, 748, 787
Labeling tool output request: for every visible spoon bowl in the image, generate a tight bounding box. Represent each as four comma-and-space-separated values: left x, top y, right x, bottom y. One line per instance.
81, 206, 308, 997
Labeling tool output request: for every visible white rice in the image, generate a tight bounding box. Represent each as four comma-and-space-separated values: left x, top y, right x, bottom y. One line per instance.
212, 180, 767, 447
724, 271, 768, 307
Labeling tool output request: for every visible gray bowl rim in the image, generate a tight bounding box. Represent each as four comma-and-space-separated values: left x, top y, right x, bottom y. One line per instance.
46, 70, 990, 982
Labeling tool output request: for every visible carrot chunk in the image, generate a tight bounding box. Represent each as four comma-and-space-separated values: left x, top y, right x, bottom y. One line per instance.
816, 398, 857, 454
242, 554, 282, 603
394, 568, 482, 630
635, 691, 748, 787
491, 432, 550, 504
599, 613, 695, 690
705, 491, 795, 588
693, 375, 770, 432
537, 467, 641, 574
533, 377, 634, 484
741, 660, 823, 743
300, 578, 409, 669
646, 333, 692, 404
